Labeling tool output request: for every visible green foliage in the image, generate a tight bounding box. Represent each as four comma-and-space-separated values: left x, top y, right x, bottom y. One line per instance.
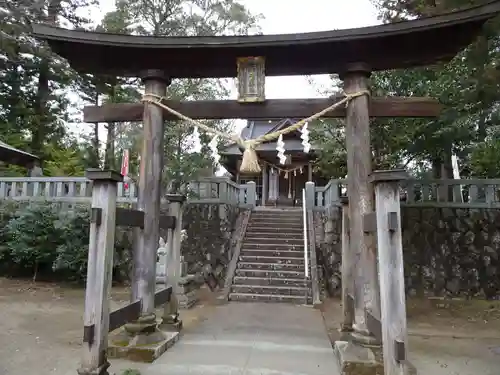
313, 1, 500, 179
470, 138, 500, 178
0, 203, 132, 283
6, 204, 62, 280
53, 206, 91, 281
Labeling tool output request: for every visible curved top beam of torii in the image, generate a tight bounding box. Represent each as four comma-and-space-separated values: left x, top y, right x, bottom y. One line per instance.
33, 1, 500, 78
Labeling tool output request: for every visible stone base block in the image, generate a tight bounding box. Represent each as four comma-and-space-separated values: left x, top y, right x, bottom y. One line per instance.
177, 289, 199, 309
404, 360, 418, 375
334, 340, 384, 375
159, 319, 183, 332
77, 361, 110, 375
339, 328, 354, 341
108, 329, 179, 363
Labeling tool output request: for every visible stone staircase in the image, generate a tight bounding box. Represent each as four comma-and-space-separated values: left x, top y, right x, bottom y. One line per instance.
229, 208, 311, 304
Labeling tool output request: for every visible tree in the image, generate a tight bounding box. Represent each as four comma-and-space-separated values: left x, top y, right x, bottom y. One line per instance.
87, 0, 261, 191
313, 0, 500, 180
0, 0, 96, 175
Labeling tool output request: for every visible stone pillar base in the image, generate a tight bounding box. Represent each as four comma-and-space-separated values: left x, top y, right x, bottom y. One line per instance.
158, 318, 183, 332
176, 275, 200, 309
339, 325, 354, 341
334, 341, 384, 375
77, 361, 110, 375
108, 328, 179, 363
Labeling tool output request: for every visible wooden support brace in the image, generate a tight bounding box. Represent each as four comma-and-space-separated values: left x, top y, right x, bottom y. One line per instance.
108, 300, 141, 333
79, 169, 122, 375
115, 208, 145, 228
159, 214, 176, 230
154, 287, 172, 307
371, 169, 410, 375
83, 97, 442, 123
366, 310, 382, 342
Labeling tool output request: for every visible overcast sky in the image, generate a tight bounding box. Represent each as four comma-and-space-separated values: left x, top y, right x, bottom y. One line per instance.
73, 0, 380, 159
92, 0, 380, 100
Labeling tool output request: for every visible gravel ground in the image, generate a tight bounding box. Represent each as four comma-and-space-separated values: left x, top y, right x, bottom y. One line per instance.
1, 278, 499, 375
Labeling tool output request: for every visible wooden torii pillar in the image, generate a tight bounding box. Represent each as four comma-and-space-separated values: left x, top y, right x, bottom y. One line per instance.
335, 65, 417, 375
342, 62, 381, 345
332, 63, 385, 375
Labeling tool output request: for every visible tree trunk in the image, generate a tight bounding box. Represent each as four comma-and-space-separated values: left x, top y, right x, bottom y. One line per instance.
31, 0, 62, 156
104, 122, 116, 170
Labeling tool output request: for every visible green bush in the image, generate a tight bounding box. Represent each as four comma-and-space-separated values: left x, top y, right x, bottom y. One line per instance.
53, 205, 91, 281
6, 203, 62, 281
0, 202, 133, 283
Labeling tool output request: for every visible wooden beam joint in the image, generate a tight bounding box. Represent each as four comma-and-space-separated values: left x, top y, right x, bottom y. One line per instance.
363, 212, 377, 233
90, 208, 102, 226
394, 339, 406, 362
83, 324, 95, 346
388, 211, 398, 232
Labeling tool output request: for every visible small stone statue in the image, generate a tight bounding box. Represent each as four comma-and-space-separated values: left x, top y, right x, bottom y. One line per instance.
156, 231, 188, 284
156, 237, 167, 282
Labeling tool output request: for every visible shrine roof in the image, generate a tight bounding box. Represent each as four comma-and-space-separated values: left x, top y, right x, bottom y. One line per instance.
32, 1, 500, 78
0, 141, 39, 168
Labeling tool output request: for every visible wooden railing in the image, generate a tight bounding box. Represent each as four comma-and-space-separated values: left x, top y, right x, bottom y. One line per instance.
314, 178, 500, 209
0, 176, 257, 207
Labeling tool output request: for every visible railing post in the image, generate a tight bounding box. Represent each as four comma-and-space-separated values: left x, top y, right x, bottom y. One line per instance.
246, 181, 256, 208
160, 194, 186, 331
238, 184, 246, 206
331, 180, 340, 204
78, 169, 121, 375
305, 181, 315, 210
370, 169, 412, 375
219, 179, 228, 203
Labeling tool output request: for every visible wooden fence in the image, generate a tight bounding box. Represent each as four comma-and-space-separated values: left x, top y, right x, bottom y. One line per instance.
0, 175, 498, 209
0, 176, 257, 207
314, 178, 500, 209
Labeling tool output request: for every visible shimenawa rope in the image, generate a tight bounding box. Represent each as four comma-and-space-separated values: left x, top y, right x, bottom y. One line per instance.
141, 90, 369, 173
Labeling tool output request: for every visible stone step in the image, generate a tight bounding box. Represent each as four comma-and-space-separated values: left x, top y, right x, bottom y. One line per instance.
239, 249, 304, 258
250, 215, 302, 221
251, 210, 303, 217
241, 236, 304, 245
239, 255, 304, 265
247, 221, 303, 228
244, 231, 304, 239
242, 243, 304, 250
233, 276, 308, 287
231, 284, 308, 296
237, 262, 305, 271
245, 226, 302, 234
235, 268, 306, 279
229, 292, 306, 304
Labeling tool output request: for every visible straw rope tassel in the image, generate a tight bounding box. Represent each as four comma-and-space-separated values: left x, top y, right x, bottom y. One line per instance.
141, 90, 369, 174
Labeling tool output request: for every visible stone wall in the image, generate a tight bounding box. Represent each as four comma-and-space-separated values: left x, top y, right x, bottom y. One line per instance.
180, 203, 241, 283
315, 206, 500, 299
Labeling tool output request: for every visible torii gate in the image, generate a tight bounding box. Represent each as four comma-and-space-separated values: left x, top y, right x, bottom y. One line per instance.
32, 2, 500, 375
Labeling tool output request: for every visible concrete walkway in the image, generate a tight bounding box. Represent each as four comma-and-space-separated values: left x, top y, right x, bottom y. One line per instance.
112, 302, 340, 375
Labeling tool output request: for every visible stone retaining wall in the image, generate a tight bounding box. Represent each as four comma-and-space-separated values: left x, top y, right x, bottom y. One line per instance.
181, 203, 241, 283
315, 206, 500, 299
